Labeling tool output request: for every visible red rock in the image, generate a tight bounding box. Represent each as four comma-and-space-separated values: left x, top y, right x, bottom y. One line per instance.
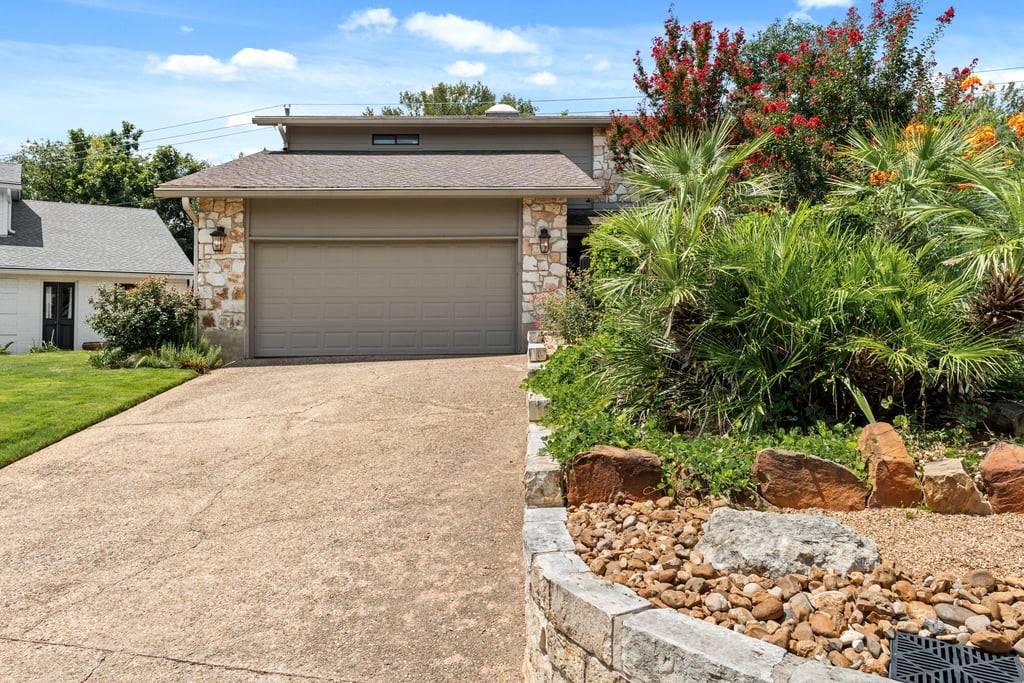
858, 423, 923, 508
753, 448, 867, 511
980, 443, 1024, 513
566, 445, 664, 507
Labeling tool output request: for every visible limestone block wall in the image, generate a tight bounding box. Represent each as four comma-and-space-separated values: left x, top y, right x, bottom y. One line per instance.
521, 395, 888, 682
195, 197, 246, 360
592, 128, 628, 206
522, 197, 568, 332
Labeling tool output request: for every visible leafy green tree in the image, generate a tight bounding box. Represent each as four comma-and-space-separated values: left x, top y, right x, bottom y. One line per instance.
11, 122, 208, 259
363, 81, 536, 116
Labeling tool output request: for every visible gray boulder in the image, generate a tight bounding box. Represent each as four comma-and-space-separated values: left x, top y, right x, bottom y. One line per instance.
694, 508, 880, 579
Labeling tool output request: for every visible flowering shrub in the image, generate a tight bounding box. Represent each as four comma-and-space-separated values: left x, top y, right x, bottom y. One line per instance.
531, 270, 601, 344
1007, 113, 1024, 137
611, 1, 969, 202
88, 277, 197, 353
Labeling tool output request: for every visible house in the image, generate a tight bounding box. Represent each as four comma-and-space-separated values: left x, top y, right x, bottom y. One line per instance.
155, 109, 626, 361
0, 162, 193, 353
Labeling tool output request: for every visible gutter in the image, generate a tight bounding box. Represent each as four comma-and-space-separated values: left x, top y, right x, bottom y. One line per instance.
155, 187, 603, 199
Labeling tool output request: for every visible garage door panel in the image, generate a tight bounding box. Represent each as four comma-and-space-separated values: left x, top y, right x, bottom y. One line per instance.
254, 242, 516, 356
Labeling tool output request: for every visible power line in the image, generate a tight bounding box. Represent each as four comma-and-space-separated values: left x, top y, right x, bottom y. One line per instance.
140, 104, 284, 134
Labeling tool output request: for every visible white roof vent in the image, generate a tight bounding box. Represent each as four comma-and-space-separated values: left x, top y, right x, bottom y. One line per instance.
484, 103, 520, 117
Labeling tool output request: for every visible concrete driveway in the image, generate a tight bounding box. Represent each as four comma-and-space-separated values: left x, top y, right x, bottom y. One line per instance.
0, 356, 527, 682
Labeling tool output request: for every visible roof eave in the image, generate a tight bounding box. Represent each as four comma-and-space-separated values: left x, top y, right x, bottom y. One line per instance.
154, 187, 603, 199
252, 115, 613, 128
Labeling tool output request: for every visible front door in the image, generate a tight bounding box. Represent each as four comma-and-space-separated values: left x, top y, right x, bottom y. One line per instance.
42, 282, 75, 350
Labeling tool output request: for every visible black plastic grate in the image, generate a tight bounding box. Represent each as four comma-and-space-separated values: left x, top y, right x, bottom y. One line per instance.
889, 632, 1024, 683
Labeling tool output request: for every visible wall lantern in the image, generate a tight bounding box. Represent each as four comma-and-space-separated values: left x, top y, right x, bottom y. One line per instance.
538, 228, 551, 254
210, 226, 226, 253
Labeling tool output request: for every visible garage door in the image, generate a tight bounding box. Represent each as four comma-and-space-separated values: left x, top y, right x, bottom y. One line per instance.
252, 241, 517, 357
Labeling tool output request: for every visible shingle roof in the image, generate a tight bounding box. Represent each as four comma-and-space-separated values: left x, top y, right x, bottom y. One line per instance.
0, 200, 192, 275
0, 162, 22, 196
155, 151, 602, 198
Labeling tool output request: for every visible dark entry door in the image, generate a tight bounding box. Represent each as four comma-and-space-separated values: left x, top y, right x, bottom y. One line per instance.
42, 282, 75, 350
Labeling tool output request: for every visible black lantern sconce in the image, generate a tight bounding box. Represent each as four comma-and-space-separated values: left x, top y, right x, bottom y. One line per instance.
538, 227, 551, 254
210, 225, 226, 253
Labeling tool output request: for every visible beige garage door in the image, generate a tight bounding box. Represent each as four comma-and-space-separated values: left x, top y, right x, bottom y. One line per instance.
253, 241, 517, 357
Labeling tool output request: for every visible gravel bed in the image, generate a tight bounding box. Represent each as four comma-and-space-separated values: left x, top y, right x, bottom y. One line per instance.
813, 508, 1024, 577
568, 499, 1024, 676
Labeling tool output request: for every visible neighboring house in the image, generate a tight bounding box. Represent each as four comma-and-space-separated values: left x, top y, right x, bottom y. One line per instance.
155, 108, 627, 361
0, 162, 192, 354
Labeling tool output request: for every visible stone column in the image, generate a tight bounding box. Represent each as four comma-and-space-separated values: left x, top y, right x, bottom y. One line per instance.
522, 197, 568, 339
195, 197, 246, 361
593, 127, 628, 205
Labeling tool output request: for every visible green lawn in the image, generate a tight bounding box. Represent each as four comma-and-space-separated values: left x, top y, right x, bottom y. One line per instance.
0, 351, 194, 468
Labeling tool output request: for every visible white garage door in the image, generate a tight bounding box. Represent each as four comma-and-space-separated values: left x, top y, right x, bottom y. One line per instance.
253, 241, 517, 357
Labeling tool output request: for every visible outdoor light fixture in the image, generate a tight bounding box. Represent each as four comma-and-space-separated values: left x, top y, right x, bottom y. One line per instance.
538, 228, 551, 254
210, 226, 226, 253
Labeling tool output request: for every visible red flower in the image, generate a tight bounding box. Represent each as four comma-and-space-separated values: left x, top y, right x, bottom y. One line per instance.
937, 7, 954, 24
776, 52, 794, 65
771, 125, 787, 137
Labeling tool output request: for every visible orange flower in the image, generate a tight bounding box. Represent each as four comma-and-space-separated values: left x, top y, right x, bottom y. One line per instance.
868, 170, 898, 186
963, 125, 997, 157
952, 183, 972, 191
904, 121, 928, 137
960, 75, 982, 92
1009, 113, 1024, 137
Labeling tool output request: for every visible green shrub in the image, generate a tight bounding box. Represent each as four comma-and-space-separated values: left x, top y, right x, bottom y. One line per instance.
29, 340, 61, 353
88, 346, 130, 368
133, 338, 222, 373
88, 277, 197, 353
531, 270, 601, 343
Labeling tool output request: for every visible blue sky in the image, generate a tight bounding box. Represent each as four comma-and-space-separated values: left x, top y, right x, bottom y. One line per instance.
2, 0, 1023, 164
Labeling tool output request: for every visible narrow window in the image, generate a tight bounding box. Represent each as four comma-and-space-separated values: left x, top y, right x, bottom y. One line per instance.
372, 134, 419, 146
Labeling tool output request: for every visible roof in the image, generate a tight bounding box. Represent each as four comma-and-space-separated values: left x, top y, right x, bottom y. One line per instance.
0, 200, 192, 275
155, 151, 603, 198
0, 162, 22, 199
253, 114, 613, 128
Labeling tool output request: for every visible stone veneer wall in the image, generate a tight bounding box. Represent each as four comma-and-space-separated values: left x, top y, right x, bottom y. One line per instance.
195, 197, 246, 361
522, 197, 568, 331
522, 377, 888, 682
592, 128, 628, 206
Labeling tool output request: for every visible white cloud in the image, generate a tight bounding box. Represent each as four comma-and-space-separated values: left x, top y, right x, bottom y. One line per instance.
147, 48, 297, 80
339, 8, 397, 32
446, 60, 486, 78
526, 71, 557, 86
147, 54, 238, 80
593, 59, 611, 72
179, 25, 194, 34
405, 12, 538, 54
229, 47, 297, 71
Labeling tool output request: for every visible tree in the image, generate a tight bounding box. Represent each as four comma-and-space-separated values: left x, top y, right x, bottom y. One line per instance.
363, 81, 536, 116
611, 1, 966, 202
11, 122, 208, 259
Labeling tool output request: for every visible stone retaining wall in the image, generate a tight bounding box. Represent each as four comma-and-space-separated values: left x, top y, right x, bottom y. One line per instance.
522, 386, 889, 682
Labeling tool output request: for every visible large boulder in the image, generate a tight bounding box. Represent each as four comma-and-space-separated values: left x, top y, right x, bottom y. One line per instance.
753, 448, 867, 511
921, 459, 992, 515
694, 508, 880, 579
565, 445, 664, 507
984, 400, 1024, 438
858, 422, 923, 508
980, 443, 1024, 513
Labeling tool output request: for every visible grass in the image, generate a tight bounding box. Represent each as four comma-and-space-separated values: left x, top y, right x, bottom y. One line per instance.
0, 351, 195, 468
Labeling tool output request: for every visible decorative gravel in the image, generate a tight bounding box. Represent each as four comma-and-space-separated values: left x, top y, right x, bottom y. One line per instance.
814, 508, 1024, 577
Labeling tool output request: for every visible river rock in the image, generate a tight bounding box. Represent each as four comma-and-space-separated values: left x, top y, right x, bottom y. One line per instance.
985, 400, 1024, 437
935, 603, 975, 628
980, 443, 1024, 513
752, 448, 868, 511
566, 445, 664, 506
922, 459, 993, 515
694, 508, 880, 579
858, 423, 923, 508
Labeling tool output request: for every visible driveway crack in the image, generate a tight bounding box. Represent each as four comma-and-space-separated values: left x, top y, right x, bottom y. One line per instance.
0, 635, 357, 681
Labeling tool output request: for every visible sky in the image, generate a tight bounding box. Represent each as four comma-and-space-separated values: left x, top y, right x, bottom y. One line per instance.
1, 0, 1023, 164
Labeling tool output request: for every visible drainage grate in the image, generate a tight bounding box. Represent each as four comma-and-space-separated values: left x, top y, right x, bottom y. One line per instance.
889, 632, 1024, 683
